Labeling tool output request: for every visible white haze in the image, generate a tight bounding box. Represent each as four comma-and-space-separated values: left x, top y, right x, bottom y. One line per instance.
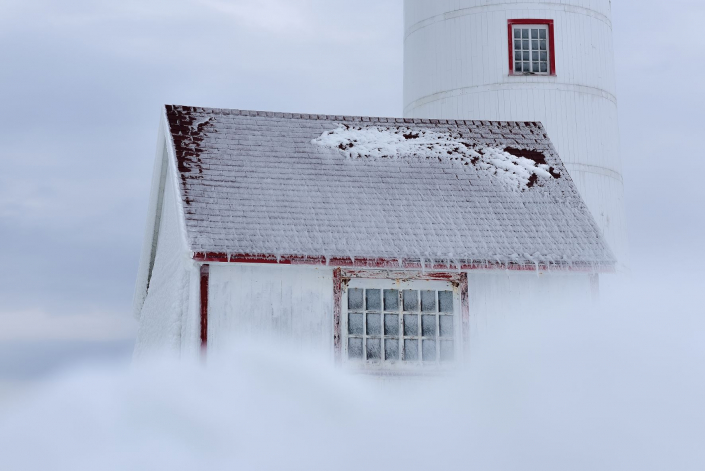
1, 273, 703, 471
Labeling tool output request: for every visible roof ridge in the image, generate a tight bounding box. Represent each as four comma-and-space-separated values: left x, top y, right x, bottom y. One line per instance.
163, 104, 542, 128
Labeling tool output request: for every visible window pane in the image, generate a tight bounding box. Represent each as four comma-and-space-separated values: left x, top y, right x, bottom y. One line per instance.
348, 338, 363, 359
348, 313, 363, 335
540, 40, 547, 51
515, 62, 522, 73
421, 290, 436, 312
438, 291, 453, 312
540, 51, 548, 61
540, 62, 548, 73
403, 290, 418, 311
532, 51, 539, 61
439, 316, 454, 337
532, 40, 539, 50
385, 339, 399, 361
348, 288, 363, 310
366, 338, 381, 360
514, 40, 521, 50
514, 28, 521, 39
522, 29, 529, 39
523, 51, 529, 61
539, 28, 547, 39
532, 62, 539, 73
522, 40, 529, 50
404, 339, 418, 361
422, 315, 437, 337
384, 314, 399, 336
523, 62, 530, 72
531, 29, 539, 39
422, 340, 436, 362
366, 313, 381, 336
440, 340, 454, 362
404, 314, 418, 336
384, 289, 399, 311
366, 289, 381, 311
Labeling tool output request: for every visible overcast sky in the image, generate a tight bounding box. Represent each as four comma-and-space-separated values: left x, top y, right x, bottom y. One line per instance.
0, 0, 703, 382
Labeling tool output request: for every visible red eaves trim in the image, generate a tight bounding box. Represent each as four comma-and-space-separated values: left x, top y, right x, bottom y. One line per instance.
199, 264, 209, 353
192, 252, 614, 274
508, 19, 556, 76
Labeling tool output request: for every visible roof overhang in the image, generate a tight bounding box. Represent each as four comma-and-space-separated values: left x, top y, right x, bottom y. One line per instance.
192, 252, 615, 274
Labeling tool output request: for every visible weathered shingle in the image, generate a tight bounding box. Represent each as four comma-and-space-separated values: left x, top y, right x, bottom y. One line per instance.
165, 105, 615, 268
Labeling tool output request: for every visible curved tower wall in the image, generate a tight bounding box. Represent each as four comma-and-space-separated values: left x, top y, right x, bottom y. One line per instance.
403, 0, 628, 270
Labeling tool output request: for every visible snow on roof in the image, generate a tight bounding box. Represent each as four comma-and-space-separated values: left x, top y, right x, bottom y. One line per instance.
164, 105, 615, 269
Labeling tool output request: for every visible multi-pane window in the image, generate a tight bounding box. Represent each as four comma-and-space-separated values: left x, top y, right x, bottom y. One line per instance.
344, 280, 458, 368
512, 25, 550, 74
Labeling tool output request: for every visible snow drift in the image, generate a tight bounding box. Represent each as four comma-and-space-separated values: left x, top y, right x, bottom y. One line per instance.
1, 276, 703, 471
312, 124, 561, 190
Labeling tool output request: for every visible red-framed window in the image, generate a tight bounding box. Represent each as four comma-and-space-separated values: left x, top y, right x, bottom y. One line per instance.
508, 19, 556, 76
333, 269, 469, 371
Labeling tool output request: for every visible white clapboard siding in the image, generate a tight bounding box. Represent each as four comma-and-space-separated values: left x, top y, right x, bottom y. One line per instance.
207, 264, 334, 354
134, 159, 192, 356
404, 0, 628, 271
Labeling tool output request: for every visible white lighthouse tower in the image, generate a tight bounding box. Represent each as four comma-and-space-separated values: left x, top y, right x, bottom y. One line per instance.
403, 0, 628, 271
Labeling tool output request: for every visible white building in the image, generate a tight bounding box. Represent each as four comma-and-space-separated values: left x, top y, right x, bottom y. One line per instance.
132, 105, 614, 370
403, 0, 628, 272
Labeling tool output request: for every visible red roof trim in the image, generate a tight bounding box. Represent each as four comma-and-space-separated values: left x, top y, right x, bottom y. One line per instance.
508, 19, 556, 76
192, 252, 614, 274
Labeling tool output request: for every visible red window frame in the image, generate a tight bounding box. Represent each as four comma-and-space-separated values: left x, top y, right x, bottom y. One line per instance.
508, 19, 556, 76
333, 269, 470, 366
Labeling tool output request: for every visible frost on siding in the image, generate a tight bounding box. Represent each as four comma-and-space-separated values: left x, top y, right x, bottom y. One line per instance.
207, 264, 334, 354
312, 125, 561, 191
134, 169, 190, 356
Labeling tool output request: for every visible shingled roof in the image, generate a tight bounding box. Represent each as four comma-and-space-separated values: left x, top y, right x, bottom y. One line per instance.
163, 105, 615, 270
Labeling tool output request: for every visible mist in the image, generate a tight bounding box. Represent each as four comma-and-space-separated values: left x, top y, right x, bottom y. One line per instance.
1, 0, 703, 468
1, 270, 703, 470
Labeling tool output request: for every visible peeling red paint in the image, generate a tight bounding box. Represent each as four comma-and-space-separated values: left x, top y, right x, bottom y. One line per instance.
333, 268, 342, 365
165, 105, 212, 206
199, 264, 209, 353
342, 269, 462, 283
459, 273, 469, 361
